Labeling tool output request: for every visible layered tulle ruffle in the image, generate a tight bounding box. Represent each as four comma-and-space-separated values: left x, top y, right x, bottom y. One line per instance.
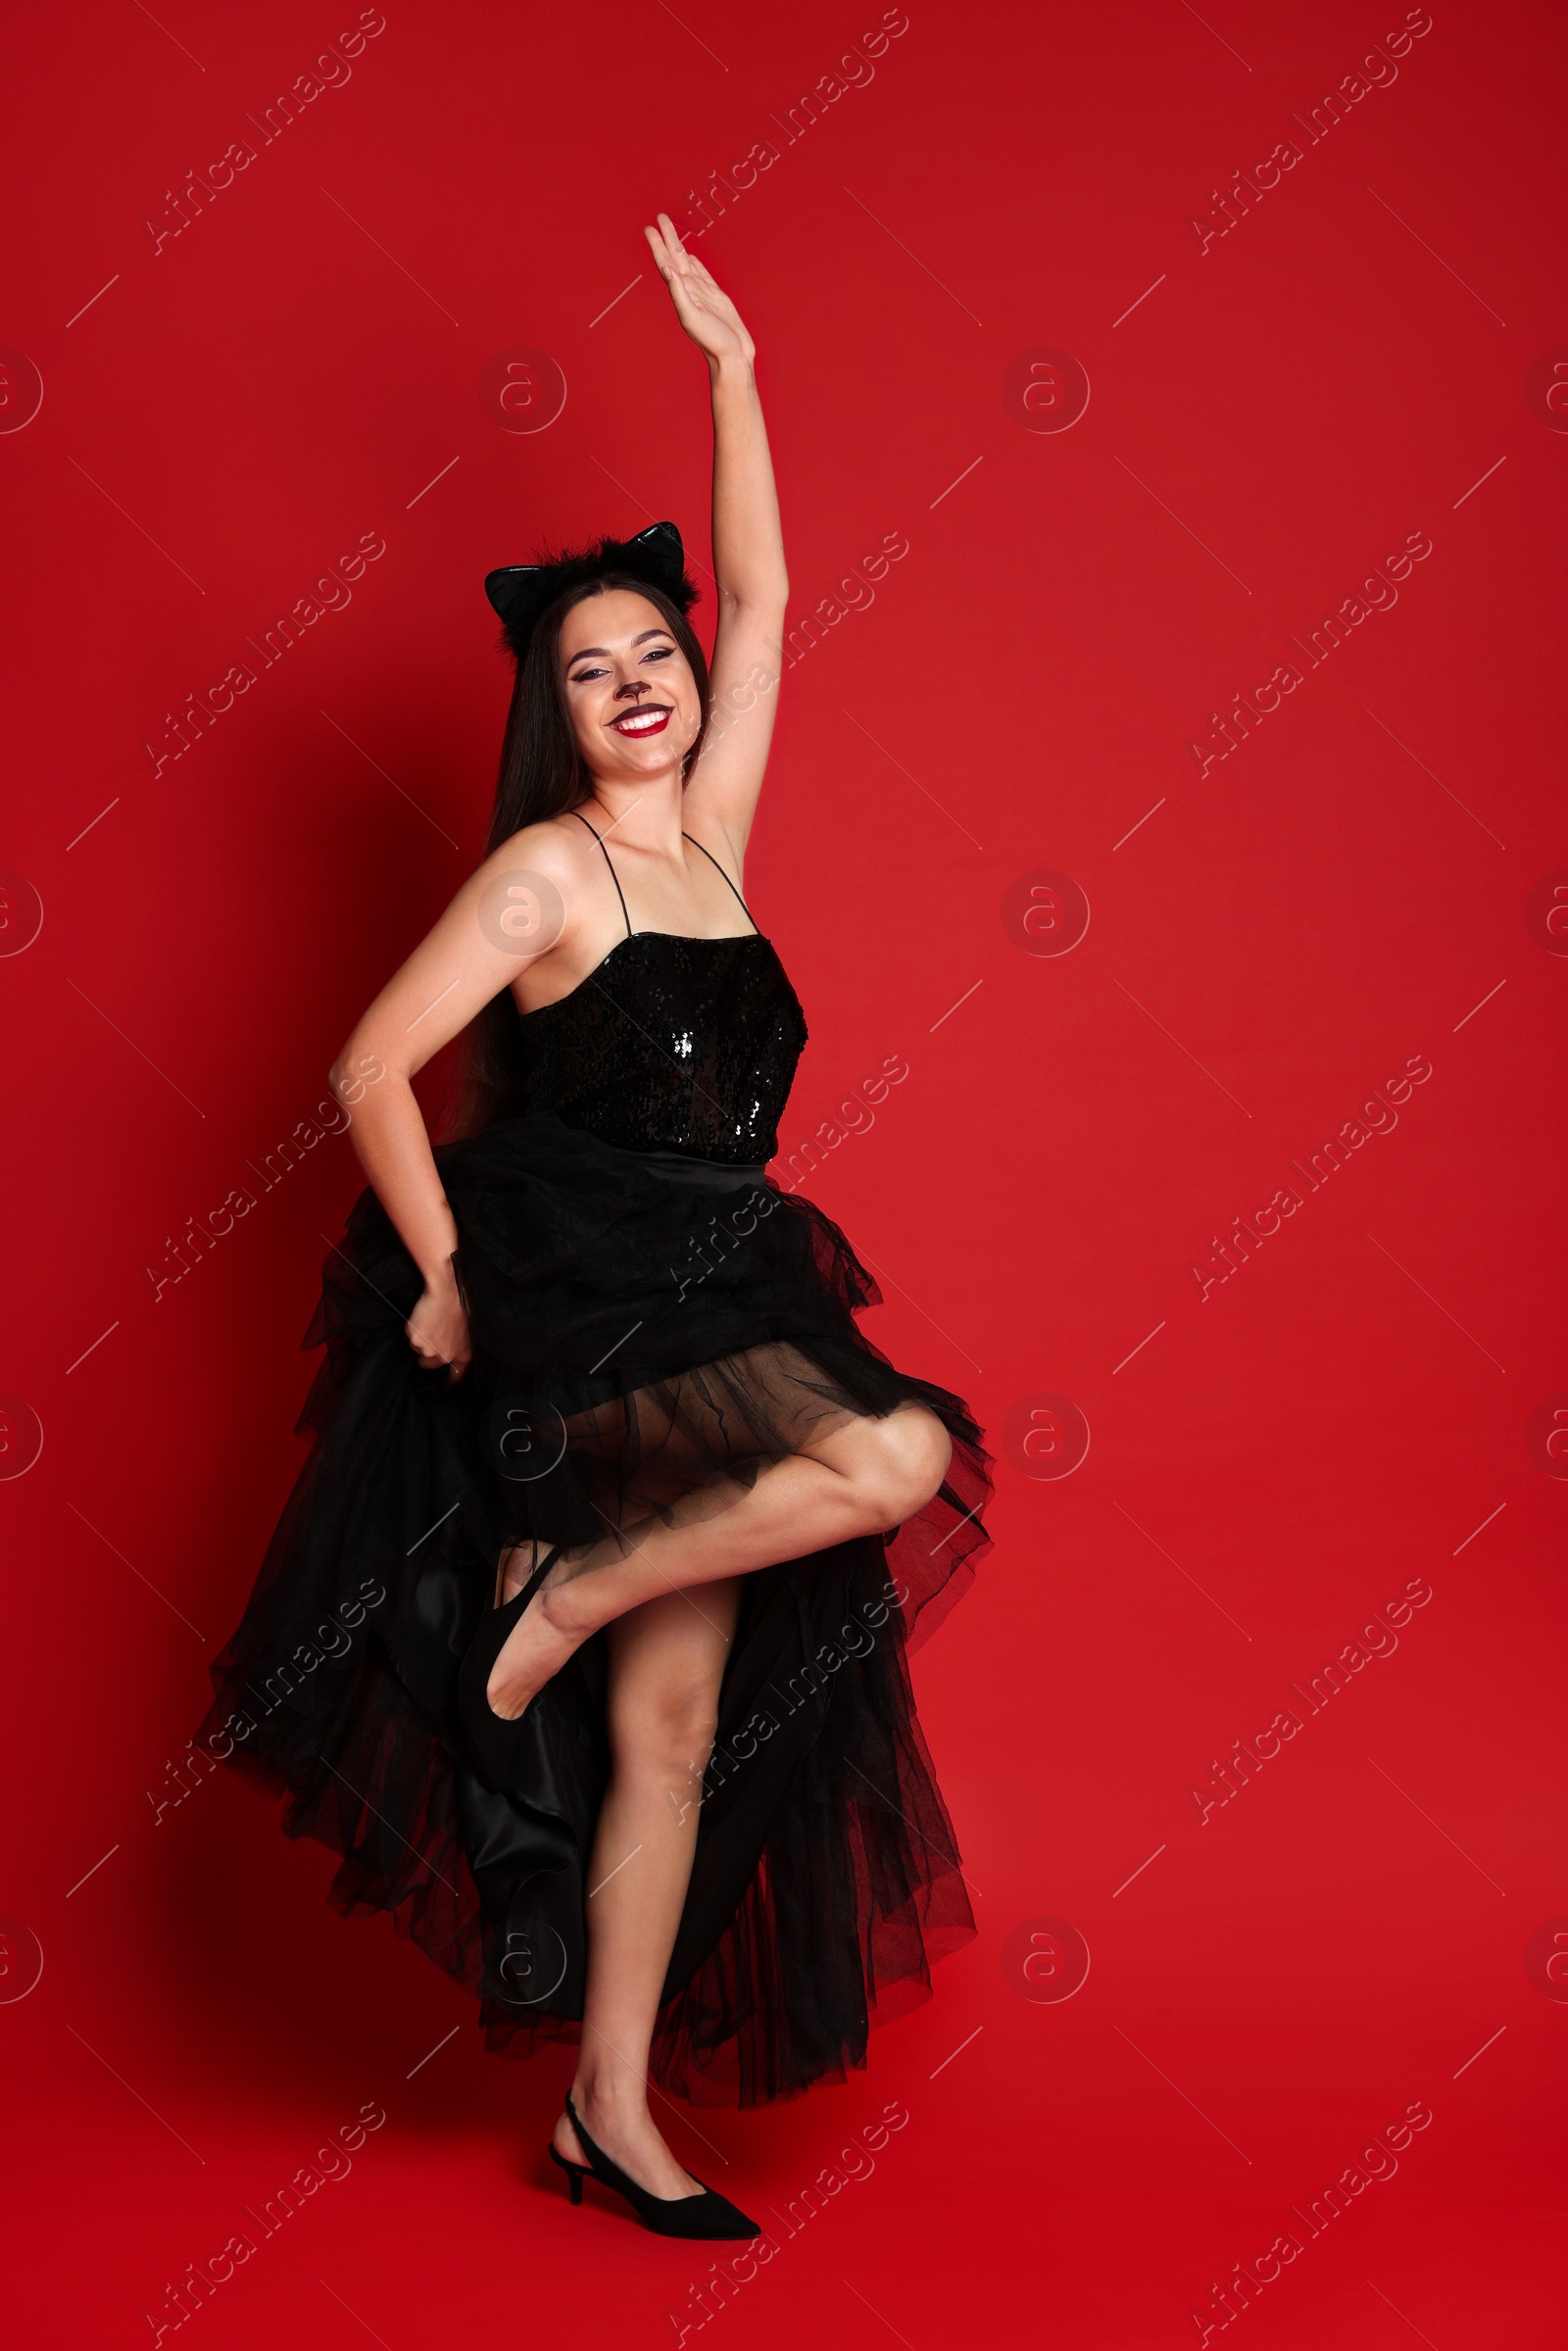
198, 1109, 990, 2104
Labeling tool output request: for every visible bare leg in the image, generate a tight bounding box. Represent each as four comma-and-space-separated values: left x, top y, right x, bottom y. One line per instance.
487, 1402, 952, 1719
551, 1575, 742, 2198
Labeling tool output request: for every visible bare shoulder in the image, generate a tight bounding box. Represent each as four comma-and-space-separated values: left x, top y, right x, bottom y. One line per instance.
476, 813, 598, 892
470, 813, 601, 907
465, 812, 609, 965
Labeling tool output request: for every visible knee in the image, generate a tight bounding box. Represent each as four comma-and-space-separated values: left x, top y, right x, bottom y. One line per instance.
851, 1406, 952, 1529
610, 1683, 720, 1781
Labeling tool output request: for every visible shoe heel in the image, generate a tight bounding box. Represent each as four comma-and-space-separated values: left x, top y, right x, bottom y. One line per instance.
549, 2143, 585, 2205
561, 2089, 760, 2239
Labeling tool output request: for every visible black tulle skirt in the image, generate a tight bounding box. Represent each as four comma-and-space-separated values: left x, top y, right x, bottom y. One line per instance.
197, 1109, 991, 2106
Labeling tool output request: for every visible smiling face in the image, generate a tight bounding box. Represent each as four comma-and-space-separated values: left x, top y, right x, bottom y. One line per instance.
559, 587, 704, 785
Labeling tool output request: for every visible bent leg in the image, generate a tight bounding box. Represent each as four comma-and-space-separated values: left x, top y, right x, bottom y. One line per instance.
552, 1575, 741, 2199
488, 1402, 952, 1718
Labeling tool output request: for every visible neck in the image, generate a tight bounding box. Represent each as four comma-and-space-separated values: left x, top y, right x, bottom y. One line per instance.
580, 765, 686, 853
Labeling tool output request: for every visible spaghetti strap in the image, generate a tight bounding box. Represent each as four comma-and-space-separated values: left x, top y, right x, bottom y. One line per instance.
568, 807, 632, 938
683, 831, 760, 934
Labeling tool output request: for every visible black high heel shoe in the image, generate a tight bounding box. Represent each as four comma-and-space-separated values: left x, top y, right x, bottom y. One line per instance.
548, 2091, 760, 2240
458, 1543, 565, 1791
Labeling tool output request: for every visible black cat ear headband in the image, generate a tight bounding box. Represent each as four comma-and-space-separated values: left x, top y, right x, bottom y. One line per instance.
483, 519, 699, 665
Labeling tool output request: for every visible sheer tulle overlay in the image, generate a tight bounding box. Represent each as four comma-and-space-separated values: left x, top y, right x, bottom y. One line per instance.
199, 1110, 990, 2103
200, 908, 990, 2106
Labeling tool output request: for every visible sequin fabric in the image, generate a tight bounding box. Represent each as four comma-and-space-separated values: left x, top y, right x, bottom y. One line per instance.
508, 932, 809, 1161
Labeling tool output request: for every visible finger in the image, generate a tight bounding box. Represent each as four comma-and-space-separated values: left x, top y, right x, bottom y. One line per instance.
662, 219, 703, 284
650, 226, 694, 299
672, 228, 713, 279
661, 267, 703, 322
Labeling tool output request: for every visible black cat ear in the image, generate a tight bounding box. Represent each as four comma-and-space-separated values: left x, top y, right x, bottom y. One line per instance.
625, 521, 686, 587
484, 564, 542, 622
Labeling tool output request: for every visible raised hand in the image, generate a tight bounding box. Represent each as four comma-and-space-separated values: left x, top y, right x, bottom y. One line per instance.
644, 212, 756, 367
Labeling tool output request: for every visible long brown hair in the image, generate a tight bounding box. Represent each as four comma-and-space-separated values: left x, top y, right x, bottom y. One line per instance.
449, 575, 711, 1140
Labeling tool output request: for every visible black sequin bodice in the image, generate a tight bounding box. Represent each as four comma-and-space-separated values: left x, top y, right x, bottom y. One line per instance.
510, 932, 808, 1162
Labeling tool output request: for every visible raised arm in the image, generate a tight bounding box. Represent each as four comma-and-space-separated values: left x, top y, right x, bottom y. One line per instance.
643, 214, 787, 857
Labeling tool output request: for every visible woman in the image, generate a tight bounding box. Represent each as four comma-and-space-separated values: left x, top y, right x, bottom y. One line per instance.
199, 216, 991, 2238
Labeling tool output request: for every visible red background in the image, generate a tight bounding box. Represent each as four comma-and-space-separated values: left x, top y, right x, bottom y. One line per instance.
3, 0, 1565, 2343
